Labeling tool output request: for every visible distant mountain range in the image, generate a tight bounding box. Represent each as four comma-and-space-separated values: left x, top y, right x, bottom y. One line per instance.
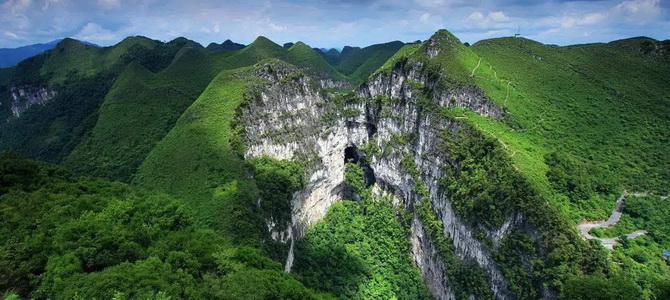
0, 39, 99, 68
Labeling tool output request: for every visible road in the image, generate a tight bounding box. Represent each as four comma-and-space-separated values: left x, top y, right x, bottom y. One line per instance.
577, 194, 648, 250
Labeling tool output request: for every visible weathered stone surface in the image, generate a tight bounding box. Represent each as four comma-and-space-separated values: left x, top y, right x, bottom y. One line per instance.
10, 85, 57, 117
241, 60, 518, 299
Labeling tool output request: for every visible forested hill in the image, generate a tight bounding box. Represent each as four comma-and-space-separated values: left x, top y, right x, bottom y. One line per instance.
0, 30, 669, 300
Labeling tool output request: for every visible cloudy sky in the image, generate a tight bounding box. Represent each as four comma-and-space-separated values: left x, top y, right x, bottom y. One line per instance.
1, 0, 668, 49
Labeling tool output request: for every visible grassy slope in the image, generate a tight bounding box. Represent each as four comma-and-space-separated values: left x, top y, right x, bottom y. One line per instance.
39, 37, 160, 85
336, 41, 405, 83
469, 37, 670, 219
63, 62, 197, 182
8, 35, 348, 182
453, 36, 670, 294
287, 42, 348, 81
211, 37, 288, 71
210, 37, 347, 82
2, 37, 213, 175
133, 62, 268, 238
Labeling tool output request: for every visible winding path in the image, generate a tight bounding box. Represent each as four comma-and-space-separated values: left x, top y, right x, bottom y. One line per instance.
577, 194, 648, 250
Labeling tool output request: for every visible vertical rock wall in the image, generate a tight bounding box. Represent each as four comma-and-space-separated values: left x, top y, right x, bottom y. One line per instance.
241, 60, 522, 299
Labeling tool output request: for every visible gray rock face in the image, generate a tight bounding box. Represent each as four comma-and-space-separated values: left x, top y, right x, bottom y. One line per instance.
318, 79, 351, 90
358, 59, 503, 118
411, 215, 456, 300
241, 61, 520, 299
10, 85, 57, 117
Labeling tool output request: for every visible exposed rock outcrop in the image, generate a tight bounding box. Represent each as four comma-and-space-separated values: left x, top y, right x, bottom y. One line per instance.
10, 86, 57, 118
241, 56, 517, 299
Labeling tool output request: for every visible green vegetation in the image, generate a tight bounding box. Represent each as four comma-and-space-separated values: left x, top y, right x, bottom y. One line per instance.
0, 153, 328, 299
0, 37, 212, 171
0, 71, 115, 163
336, 41, 405, 83
447, 35, 670, 298
294, 162, 430, 299
0, 66, 15, 120
374, 44, 421, 75
253, 157, 305, 234
133, 63, 266, 240
369, 30, 613, 297
287, 42, 348, 81
133, 60, 309, 244
604, 196, 670, 246
1, 29, 668, 299
470, 37, 670, 219
63, 62, 197, 182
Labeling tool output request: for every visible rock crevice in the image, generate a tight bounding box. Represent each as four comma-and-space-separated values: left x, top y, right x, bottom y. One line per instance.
241, 61, 517, 299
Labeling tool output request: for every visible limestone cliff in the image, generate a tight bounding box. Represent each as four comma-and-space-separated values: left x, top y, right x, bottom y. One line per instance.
9, 85, 57, 117
238, 49, 535, 299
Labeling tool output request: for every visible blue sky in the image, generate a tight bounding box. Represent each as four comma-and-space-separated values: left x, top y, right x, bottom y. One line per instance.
1, 0, 668, 48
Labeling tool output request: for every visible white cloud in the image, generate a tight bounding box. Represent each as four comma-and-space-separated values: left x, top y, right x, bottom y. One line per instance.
42, 0, 60, 11
268, 21, 287, 32
74, 23, 119, 43
414, 0, 446, 8
484, 29, 511, 37
613, 0, 660, 23
6, 0, 32, 13
464, 11, 511, 29
98, 0, 120, 9
560, 12, 606, 28
420, 13, 431, 24
4, 31, 20, 39
334, 21, 357, 32
413, 11, 443, 28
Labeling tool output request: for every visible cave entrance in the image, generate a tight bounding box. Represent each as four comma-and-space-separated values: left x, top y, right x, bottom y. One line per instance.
344, 146, 376, 188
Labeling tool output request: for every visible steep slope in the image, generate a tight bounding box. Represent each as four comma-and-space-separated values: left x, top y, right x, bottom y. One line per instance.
470, 37, 670, 218
467, 36, 670, 295
286, 42, 348, 86
0, 37, 207, 166
133, 62, 273, 237
336, 41, 405, 83
338, 46, 361, 64
211, 36, 288, 70
317, 48, 340, 64
0, 67, 15, 120
211, 37, 350, 87
62, 62, 197, 182
202, 30, 604, 299
0, 52, 115, 162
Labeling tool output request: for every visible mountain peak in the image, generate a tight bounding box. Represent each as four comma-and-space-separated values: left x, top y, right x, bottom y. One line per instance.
424, 29, 463, 58
290, 41, 310, 49
206, 39, 245, 52
427, 30, 462, 47
252, 36, 276, 45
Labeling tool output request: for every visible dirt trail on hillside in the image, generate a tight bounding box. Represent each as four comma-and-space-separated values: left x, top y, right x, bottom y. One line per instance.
577, 193, 648, 250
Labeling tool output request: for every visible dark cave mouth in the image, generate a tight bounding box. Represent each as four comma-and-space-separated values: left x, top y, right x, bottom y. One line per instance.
344, 146, 376, 188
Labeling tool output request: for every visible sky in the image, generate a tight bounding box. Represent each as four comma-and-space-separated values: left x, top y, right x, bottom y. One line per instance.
1, 0, 669, 49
